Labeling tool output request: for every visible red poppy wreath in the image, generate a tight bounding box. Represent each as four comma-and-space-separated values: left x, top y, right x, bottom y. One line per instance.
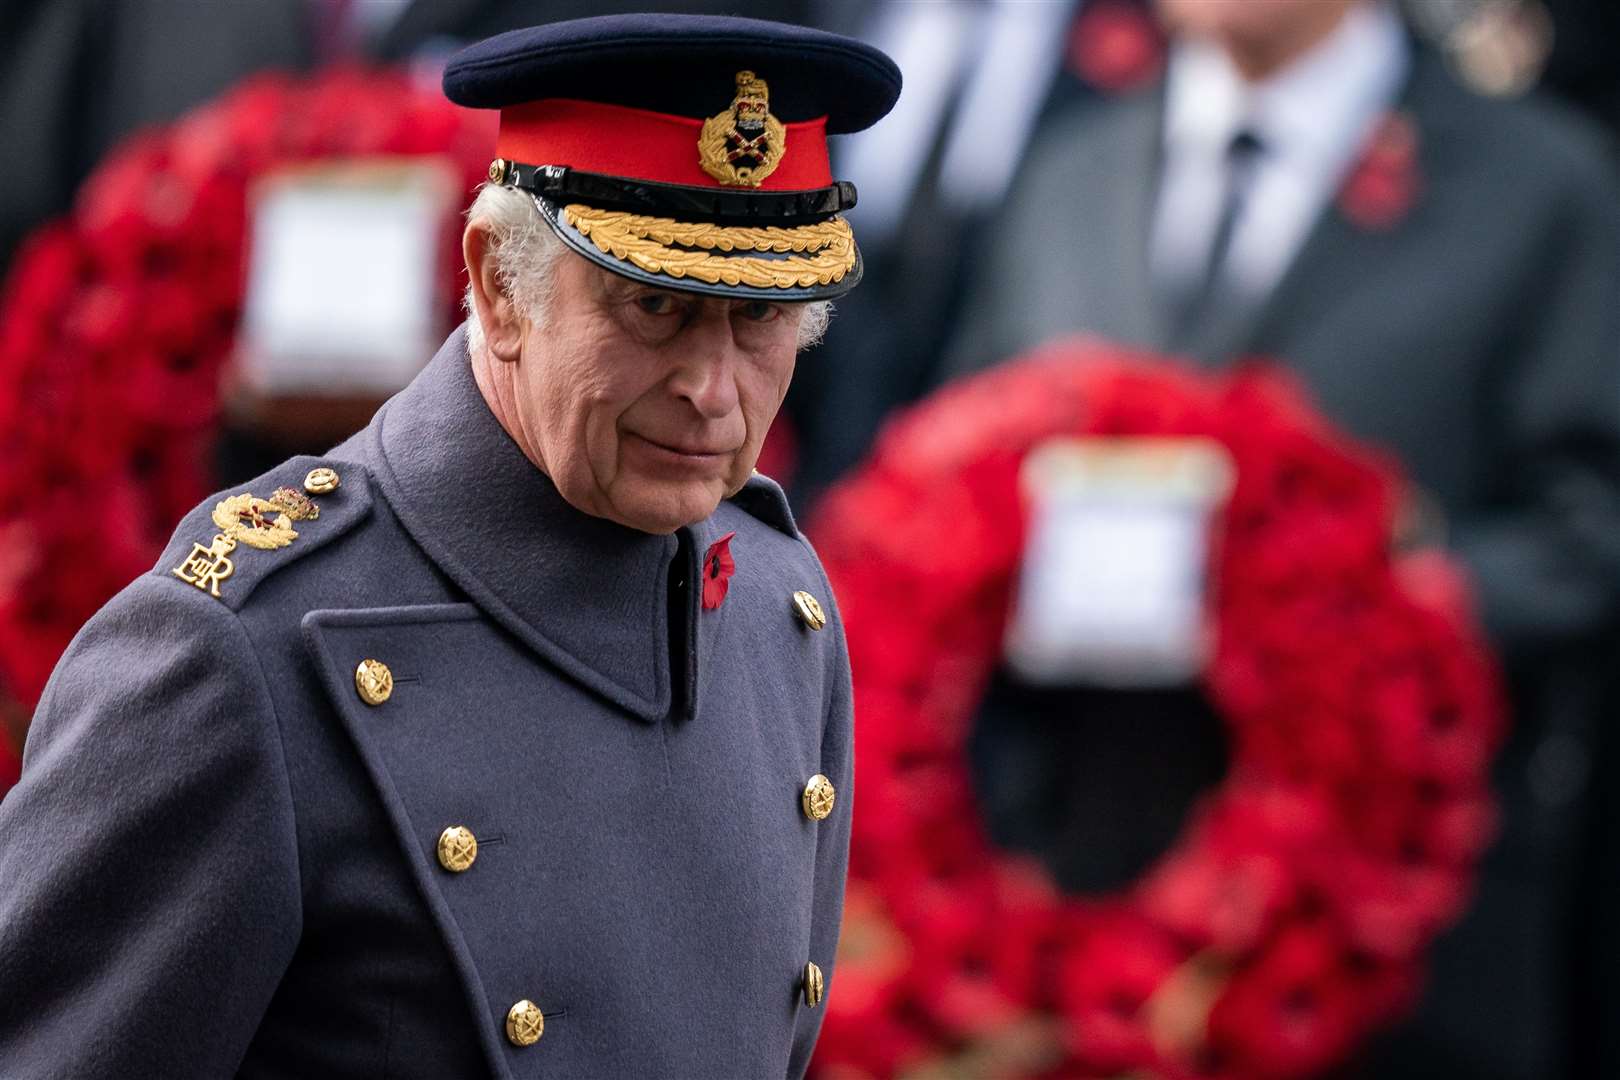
807, 342, 1505, 1080
0, 68, 497, 738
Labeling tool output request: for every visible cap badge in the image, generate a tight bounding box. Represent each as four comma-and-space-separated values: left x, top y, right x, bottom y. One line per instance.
698, 70, 787, 187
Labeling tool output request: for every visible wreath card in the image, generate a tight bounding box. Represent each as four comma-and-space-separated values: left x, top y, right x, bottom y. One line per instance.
1006, 437, 1234, 686
239, 159, 456, 395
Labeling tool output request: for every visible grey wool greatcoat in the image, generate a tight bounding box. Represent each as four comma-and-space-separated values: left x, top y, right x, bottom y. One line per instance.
0, 327, 853, 1079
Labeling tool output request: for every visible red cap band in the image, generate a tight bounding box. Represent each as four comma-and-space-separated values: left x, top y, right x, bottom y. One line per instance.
496, 99, 832, 191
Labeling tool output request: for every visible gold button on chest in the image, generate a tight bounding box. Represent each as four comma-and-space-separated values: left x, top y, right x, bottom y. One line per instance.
803, 961, 825, 1008
354, 659, 393, 706
792, 590, 826, 631
436, 826, 478, 873
802, 774, 836, 821
303, 466, 340, 495
505, 999, 544, 1046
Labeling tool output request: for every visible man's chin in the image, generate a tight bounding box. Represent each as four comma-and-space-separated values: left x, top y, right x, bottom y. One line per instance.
600, 479, 726, 535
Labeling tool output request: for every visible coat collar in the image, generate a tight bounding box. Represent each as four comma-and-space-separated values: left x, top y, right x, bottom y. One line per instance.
367, 326, 717, 722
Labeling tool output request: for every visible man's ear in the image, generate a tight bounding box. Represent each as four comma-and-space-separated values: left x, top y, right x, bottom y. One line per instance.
463, 224, 523, 362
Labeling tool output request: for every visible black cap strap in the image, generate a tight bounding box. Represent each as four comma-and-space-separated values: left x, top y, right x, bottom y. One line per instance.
490, 160, 857, 224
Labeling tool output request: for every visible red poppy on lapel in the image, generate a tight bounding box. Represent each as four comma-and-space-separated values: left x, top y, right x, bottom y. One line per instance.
701, 531, 737, 610
1066, 0, 1166, 95
1338, 112, 1421, 231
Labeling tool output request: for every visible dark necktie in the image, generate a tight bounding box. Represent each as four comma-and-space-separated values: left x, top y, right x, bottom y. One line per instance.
1168, 128, 1266, 354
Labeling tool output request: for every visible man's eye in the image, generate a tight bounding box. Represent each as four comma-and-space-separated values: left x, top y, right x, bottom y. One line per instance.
635, 293, 681, 316
737, 300, 781, 323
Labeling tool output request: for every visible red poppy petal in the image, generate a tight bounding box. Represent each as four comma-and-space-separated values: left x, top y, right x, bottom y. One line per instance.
701, 532, 737, 610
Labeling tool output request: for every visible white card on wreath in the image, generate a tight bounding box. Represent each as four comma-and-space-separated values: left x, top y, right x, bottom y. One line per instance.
1005, 437, 1234, 687
239, 159, 456, 395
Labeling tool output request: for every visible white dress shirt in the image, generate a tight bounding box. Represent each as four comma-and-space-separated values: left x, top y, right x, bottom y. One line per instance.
1150, 2, 1411, 308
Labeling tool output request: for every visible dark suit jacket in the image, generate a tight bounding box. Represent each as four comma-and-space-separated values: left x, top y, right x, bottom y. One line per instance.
942, 45, 1620, 1080
0, 329, 852, 1078
945, 50, 1620, 660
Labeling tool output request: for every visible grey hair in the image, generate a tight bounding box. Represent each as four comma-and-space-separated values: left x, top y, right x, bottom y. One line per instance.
462, 183, 833, 354
462, 184, 568, 358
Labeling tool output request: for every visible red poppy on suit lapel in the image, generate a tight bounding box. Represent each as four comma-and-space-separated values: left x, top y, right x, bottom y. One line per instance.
701, 531, 737, 610
1066, 0, 1167, 95
1338, 112, 1422, 231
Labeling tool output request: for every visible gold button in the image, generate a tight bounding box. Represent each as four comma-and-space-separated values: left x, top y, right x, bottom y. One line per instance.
803, 961, 825, 1008
802, 774, 836, 821
304, 466, 340, 495
792, 591, 826, 631
488, 158, 510, 185
505, 999, 544, 1046
354, 659, 393, 706
437, 826, 477, 873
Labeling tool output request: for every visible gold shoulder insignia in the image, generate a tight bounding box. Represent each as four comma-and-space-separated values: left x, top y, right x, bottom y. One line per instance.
173, 489, 322, 598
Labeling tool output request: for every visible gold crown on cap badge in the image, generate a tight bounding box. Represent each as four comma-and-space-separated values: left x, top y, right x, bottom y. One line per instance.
698, 70, 787, 187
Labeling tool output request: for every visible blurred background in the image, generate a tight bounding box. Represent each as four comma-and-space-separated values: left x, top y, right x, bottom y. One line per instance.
2, 1, 1617, 1078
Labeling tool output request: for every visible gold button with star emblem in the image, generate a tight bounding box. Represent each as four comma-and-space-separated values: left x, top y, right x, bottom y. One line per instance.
505, 999, 544, 1046
803, 961, 825, 1008
802, 774, 836, 821
437, 826, 478, 873
303, 466, 340, 495
792, 590, 826, 631
354, 659, 393, 706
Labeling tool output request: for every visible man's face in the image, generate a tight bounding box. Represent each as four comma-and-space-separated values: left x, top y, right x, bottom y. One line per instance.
509, 253, 803, 534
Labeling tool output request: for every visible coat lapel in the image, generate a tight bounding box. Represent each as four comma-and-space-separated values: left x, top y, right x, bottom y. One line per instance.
1235, 201, 1365, 365
367, 328, 684, 722
1233, 49, 1437, 365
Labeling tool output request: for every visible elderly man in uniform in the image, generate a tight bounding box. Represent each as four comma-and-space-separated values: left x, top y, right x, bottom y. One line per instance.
0, 14, 899, 1078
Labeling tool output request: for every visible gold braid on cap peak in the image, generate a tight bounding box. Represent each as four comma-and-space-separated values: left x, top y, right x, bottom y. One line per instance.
562, 205, 855, 289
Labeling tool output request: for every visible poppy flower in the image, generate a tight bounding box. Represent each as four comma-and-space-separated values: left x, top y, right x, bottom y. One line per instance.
1339, 112, 1421, 231
1067, 0, 1167, 95
701, 531, 736, 610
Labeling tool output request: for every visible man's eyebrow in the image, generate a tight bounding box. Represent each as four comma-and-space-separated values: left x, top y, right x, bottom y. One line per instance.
594, 271, 678, 302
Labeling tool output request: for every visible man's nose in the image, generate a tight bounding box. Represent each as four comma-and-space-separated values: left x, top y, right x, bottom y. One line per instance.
668, 313, 742, 418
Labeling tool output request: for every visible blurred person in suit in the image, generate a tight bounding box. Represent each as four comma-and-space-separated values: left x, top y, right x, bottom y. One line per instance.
939, 2, 1620, 1078
779, 0, 1619, 513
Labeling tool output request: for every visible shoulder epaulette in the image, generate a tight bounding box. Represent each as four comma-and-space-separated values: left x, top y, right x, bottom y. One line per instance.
726, 471, 799, 538
159, 455, 373, 611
